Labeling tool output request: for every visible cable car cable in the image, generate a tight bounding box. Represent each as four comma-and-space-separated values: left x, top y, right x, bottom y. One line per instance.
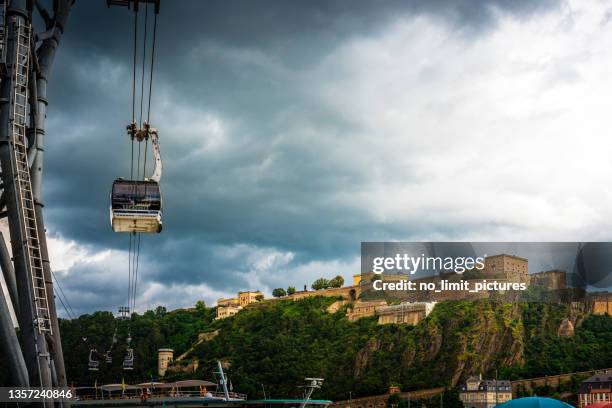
139, 4, 149, 127
142, 8, 158, 179
130, 8, 138, 181
132, 10, 138, 125
143, 139, 148, 180
114, 1, 161, 323
51, 271, 77, 319
137, 139, 142, 181
147, 12, 158, 123
128, 4, 151, 317
126, 4, 140, 318
51, 274, 74, 319
130, 138, 134, 181
132, 234, 141, 313
131, 234, 136, 313
127, 233, 133, 314
108, 1, 162, 372
54, 288, 74, 321
128, 2, 158, 315
130, 234, 137, 313
48, 265, 107, 371
49, 284, 103, 370
143, 8, 157, 177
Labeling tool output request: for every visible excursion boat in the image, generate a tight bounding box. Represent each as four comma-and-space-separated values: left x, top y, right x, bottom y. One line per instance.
72, 362, 332, 408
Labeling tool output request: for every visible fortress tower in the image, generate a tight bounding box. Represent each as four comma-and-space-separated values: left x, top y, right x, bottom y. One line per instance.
158, 348, 174, 377
484, 254, 529, 283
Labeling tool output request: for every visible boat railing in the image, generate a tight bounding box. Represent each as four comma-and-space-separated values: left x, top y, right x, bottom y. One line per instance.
74, 389, 247, 401
210, 391, 248, 400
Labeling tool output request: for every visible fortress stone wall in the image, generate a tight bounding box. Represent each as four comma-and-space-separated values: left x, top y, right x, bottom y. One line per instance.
510, 368, 612, 396
588, 292, 611, 315
329, 387, 445, 408
287, 285, 361, 301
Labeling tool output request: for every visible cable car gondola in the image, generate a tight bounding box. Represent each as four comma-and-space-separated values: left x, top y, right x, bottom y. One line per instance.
110, 179, 162, 233
110, 124, 163, 233
88, 349, 100, 371
105, 328, 117, 363
123, 348, 134, 370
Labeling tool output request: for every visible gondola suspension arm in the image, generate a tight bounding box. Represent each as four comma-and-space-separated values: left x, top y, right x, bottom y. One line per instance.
149, 126, 162, 183
130, 122, 162, 182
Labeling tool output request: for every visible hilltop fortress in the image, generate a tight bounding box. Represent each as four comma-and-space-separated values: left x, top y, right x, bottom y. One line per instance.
215, 254, 611, 323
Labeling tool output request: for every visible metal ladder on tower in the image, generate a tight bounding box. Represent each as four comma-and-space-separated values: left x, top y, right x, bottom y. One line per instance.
8, 21, 52, 334
0, 1, 6, 70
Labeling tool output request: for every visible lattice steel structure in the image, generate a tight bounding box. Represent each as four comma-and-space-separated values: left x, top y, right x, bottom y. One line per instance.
0, 0, 74, 400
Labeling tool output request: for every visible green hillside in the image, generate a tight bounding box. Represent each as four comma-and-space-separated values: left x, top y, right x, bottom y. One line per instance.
187, 298, 611, 400
1, 297, 609, 401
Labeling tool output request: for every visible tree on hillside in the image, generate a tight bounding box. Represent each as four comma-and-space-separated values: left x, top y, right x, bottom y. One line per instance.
255, 294, 264, 301
312, 278, 331, 290
155, 306, 167, 316
387, 392, 401, 408
195, 300, 207, 311
329, 275, 344, 288
287, 286, 296, 295
272, 288, 287, 298
442, 388, 464, 408
34, 295, 612, 400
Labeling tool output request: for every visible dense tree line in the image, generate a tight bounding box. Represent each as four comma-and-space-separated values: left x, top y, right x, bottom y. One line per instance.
57, 302, 216, 386
1, 297, 609, 402
189, 298, 611, 401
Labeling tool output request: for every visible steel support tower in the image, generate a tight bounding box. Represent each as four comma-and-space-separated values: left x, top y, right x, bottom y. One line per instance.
0, 0, 74, 400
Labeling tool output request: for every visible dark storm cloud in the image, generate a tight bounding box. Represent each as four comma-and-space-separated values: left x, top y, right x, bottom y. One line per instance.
50, 0, 562, 113
41, 0, 562, 313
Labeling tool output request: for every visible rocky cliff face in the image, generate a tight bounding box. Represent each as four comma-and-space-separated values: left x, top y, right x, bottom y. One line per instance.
179, 296, 608, 401
557, 319, 575, 338
352, 300, 589, 388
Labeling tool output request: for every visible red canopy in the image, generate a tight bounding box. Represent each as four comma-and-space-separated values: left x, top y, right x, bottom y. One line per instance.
584, 403, 612, 408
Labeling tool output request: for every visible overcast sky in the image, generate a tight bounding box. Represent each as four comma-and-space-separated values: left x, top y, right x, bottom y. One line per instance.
16, 0, 612, 316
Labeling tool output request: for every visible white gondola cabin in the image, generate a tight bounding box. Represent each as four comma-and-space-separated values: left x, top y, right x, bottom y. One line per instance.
88, 349, 100, 371
110, 179, 162, 233
123, 348, 134, 370
111, 123, 163, 233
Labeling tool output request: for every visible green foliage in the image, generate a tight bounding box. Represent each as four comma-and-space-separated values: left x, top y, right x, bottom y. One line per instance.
191, 299, 610, 401
287, 286, 296, 295
462, 269, 485, 280
329, 276, 345, 288
388, 392, 402, 407
192, 296, 384, 400
273, 288, 287, 298
57, 306, 216, 386
502, 307, 612, 379
10, 297, 608, 402
312, 278, 331, 290
442, 388, 465, 408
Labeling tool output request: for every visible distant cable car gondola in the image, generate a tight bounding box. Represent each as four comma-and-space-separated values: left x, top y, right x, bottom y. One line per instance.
122, 348, 134, 370
110, 123, 163, 233
105, 328, 117, 363
88, 349, 100, 371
